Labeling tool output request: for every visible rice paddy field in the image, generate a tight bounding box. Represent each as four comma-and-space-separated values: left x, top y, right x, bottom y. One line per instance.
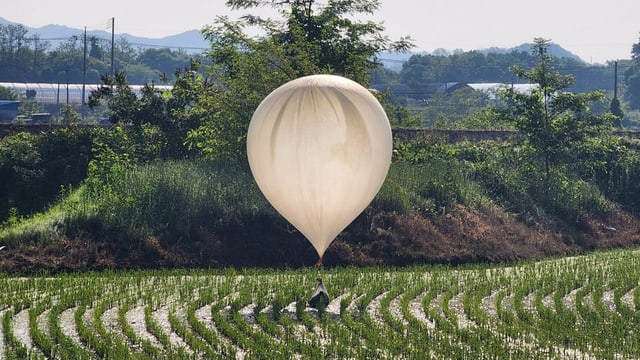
1, 248, 639, 359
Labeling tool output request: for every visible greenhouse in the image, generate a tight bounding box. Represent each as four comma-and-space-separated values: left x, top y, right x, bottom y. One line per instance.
0, 82, 172, 105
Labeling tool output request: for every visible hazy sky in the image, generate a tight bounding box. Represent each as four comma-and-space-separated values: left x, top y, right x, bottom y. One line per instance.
3, 0, 638, 64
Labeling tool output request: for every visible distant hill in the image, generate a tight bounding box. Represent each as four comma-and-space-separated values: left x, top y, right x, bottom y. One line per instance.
379, 43, 584, 71
0, 17, 209, 53
481, 43, 582, 61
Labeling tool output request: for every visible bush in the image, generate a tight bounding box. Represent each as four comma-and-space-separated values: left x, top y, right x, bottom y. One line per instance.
0, 128, 103, 222
599, 148, 640, 212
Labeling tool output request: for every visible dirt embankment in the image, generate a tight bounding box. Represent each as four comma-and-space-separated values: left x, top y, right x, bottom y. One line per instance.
2, 203, 639, 274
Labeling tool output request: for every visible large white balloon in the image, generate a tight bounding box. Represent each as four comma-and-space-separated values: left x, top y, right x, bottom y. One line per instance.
247, 74, 392, 261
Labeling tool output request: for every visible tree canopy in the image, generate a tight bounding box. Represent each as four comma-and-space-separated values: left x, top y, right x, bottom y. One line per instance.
501, 38, 616, 185
185, 0, 413, 162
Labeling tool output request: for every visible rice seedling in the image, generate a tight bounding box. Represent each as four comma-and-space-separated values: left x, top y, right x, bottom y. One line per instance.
0, 248, 638, 358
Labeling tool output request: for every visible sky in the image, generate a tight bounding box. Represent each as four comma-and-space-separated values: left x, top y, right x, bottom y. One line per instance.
2, 0, 638, 64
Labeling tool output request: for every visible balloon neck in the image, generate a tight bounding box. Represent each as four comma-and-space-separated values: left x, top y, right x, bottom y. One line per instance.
315, 257, 323, 269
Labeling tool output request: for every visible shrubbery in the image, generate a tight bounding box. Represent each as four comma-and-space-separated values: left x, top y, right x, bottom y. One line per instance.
0, 128, 96, 222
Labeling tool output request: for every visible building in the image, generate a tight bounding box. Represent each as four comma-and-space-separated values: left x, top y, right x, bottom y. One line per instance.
0, 100, 20, 123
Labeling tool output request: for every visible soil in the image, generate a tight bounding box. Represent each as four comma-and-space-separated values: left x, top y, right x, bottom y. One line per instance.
1, 203, 640, 274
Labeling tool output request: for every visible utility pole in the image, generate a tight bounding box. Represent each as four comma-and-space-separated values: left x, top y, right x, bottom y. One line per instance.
82, 27, 87, 106
614, 60, 618, 99
32, 36, 38, 75
109, 17, 115, 76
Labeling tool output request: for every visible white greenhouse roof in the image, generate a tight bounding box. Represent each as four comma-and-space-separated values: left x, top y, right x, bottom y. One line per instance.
0, 82, 172, 105
467, 83, 538, 94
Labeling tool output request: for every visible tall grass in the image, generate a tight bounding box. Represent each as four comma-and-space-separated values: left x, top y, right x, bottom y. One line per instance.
84, 159, 267, 242
0, 159, 268, 246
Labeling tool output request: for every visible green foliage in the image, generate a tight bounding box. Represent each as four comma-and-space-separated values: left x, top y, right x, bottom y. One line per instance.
541, 168, 611, 221
474, 140, 608, 221
391, 135, 614, 224
17, 98, 44, 117
610, 96, 624, 122
426, 89, 493, 128
0, 126, 141, 224
57, 104, 81, 124
379, 91, 423, 128
89, 69, 197, 159
598, 144, 640, 211
0, 132, 44, 219
501, 38, 615, 185
625, 35, 640, 110
399, 46, 615, 94
187, 0, 413, 163
626, 73, 640, 110
82, 158, 266, 243
389, 138, 483, 214
455, 107, 514, 130
88, 71, 139, 125
0, 85, 19, 100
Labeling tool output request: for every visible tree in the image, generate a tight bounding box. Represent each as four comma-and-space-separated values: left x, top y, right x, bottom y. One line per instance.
0, 85, 19, 100
58, 104, 81, 124
185, 0, 413, 162
609, 96, 624, 124
626, 74, 640, 110
137, 48, 193, 82
88, 68, 200, 159
88, 70, 139, 125
502, 38, 615, 184
89, 36, 105, 59
632, 33, 640, 61
0, 24, 30, 80
625, 34, 640, 109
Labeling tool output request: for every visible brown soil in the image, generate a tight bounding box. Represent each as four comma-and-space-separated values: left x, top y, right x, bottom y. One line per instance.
1, 203, 640, 274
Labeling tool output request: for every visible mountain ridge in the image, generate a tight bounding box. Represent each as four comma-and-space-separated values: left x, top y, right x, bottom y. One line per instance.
0, 17, 209, 53
1, 17, 584, 63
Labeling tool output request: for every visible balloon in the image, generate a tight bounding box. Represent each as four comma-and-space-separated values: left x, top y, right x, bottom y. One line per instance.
247, 74, 392, 261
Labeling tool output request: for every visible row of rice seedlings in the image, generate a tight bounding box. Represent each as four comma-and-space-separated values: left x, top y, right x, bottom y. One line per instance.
504, 261, 589, 357
167, 304, 217, 358
235, 275, 311, 358
2, 308, 31, 359
433, 271, 508, 358
362, 271, 431, 358
46, 297, 92, 359
348, 273, 396, 358
457, 272, 529, 358
259, 283, 327, 357
578, 261, 639, 358
0, 248, 638, 358
322, 299, 368, 359
191, 296, 236, 356
574, 254, 635, 357
117, 300, 161, 358
135, 272, 215, 358
27, 297, 52, 357
380, 278, 453, 358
